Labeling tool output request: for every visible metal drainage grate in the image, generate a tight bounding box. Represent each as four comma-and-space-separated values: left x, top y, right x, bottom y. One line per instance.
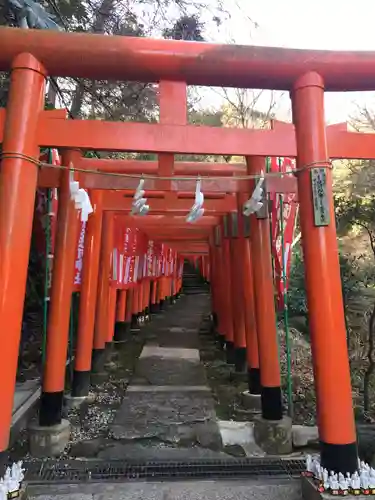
24, 458, 305, 483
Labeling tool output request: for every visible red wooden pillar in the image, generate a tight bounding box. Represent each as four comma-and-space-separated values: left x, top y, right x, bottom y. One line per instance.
137, 282, 144, 323
125, 289, 133, 325
159, 277, 166, 311
114, 290, 129, 341
40, 150, 82, 426
237, 194, 261, 395
0, 53, 46, 457
212, 228, 226, 348
292, 72, 357, 473
144, 280, 151, 321
221, 216, 235, 364
208, 240, 218, 334
246, 156, 283, 421
72, 191, 103, 397
131, 285, 140, 327
92, 212, 114, 373
229, 213, 247, 372
106, 286, 117, 344
167, 276, 173, 304
150, 279, 158, 313
116, 290, 127, 323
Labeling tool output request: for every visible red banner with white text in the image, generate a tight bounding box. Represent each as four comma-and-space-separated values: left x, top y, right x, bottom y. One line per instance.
268, 157, 298, 310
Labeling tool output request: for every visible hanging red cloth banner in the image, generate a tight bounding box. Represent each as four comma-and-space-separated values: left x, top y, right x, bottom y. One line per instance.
152, 242, 162, 278
128, 228, 138, 287
133, 230, 139, 286
120, 226, 134, 289
162, 244, 169, 276
115, 219, 124, 287
137, 231, 148, 283
73, 220, 86, 291
165, 247, 173, 277
109, 216, 119, 289
146, 239, 154, 279
178, 256, 184, 279
35, 149, 90, 292
171, 250, 177, 278
268, 157, 298, 309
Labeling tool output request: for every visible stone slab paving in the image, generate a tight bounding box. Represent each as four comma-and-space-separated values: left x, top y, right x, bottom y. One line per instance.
25, 294, 303, 499
132, 354, 207, 385
11, 379, 40, 430
28, 479, 302, 500
13, 380, 39, 412
109, 293, 223, 452
110, 389, 222, 448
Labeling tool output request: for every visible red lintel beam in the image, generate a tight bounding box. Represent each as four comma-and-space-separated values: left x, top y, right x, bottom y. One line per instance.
162, 243, 209, 252
147, 235, 209, 241
80, 158, 247, 176
37, 118, 296, 156
0, 110, 363, 160
142, 226, 212, 233
31, 117, 375, 160
37, 167, 297, 194
1, 27, 375, 91
145, 236, 210, 242
117, 215, 219, 227
157, 240, 208, 247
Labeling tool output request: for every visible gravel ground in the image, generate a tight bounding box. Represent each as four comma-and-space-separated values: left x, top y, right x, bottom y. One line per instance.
9, 334, 145, 462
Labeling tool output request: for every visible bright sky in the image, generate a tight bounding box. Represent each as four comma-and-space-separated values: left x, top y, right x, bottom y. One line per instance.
198, 0, 375, 123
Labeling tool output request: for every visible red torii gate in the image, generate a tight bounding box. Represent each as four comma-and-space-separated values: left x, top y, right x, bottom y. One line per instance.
0, 26, 371, 473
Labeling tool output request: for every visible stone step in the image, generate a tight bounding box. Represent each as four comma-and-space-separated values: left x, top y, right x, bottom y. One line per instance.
27, 478, 302, 500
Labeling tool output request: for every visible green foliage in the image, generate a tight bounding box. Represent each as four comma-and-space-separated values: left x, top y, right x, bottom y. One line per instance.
288, 245, 363, 318
163, 14, 205, 41
335, 193, 375, 234
189, 109, 223, 127
25, 231, 44, 312
287, 249, 307, 316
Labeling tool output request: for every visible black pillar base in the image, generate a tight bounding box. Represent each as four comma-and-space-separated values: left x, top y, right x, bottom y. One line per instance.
71, 370, 90, 398
39, 390, 64, 427
261, 386, 283, 421
137, 312, 145, 326
320, 441, 358, 474
150, 303, 159, 314
130, 314, 139, 329
225, 340, 235, 365
0, 451, 8, 477
217, 333, 226, 349
248, 368, 261, 395
114, 321, 130, 342
144, 307, 150, 322
234, 347, 247, 373
159, 300, 165, 311
212, 312, 218, 327
91, 348, 106, 373
105, 341, 113, 352
210, 312, 218, 336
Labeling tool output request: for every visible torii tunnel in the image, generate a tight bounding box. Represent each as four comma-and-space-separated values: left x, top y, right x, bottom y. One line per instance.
2, 26, 375, 474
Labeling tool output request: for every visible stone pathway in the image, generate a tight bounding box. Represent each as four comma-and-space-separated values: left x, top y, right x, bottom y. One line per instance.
11, 379, 40, 444
106, 293, 225, 458
24, 293, 305, 499
28, 479, 301, 500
